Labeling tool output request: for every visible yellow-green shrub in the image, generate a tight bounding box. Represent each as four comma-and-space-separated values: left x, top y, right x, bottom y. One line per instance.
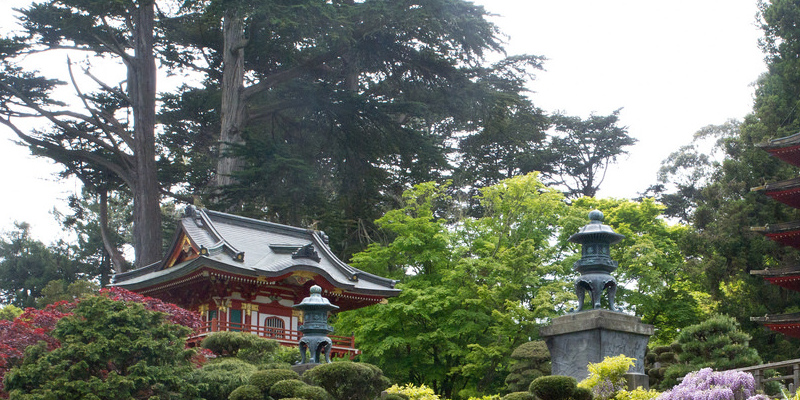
386, 383, 441, 400
614, 388, 659, 400
578, 355, 635, 400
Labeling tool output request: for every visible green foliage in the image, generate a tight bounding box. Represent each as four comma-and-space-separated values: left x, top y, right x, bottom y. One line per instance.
339, 174, 692, 398
384, 395, 410, 400
202, 330, 280, 362
249, 369, 301, 393
572, 387, 593, 400
159, 0, 547, 259
675, 314, 761, 368
4, 295, 198, 399
660, 315, 761, 390
270, 379, 308, 399
528, 375, 577, 400
546, 110, 637, 198
648, 0, 800, 362
191, 358, 258, 400
645, 345, 681, 389
614, 388, 660, 400
0, 304, 22, 321
505, 341, 551, 393
295, 384, 332, 400
338, 175, 572, 398
386, 384, 441, 400
228, 385, 263, 400
34, 279, 99, 308
303, 362, 389, 400
564, 198, 703, 344
578, 355, 635, 400
501, 392, 536, 400
578, 355, 635, 391
0, 223, 95, 307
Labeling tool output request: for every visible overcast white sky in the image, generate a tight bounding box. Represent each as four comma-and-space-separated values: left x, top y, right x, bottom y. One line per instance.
0, 0, 767, 243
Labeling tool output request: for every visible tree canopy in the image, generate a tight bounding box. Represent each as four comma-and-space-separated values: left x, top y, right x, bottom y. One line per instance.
336, 173, 696, 398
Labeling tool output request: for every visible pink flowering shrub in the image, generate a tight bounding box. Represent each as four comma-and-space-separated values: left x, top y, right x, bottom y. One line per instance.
656, 368, 769, 400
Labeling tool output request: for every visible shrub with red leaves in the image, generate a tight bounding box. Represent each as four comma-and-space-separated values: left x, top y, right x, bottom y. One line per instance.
100, 287, 203, 329
0, 306, 70, 397
0, 288, 202, 398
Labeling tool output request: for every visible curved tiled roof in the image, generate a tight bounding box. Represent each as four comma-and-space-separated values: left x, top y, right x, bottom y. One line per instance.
113, 207, 399, 297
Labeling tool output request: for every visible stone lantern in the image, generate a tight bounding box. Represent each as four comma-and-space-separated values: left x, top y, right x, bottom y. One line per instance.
539, 210, 653, 387
293, 285, 339, 364
569, 209, 625, 312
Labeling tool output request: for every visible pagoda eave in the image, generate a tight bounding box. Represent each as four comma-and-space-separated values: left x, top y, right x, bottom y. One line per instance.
751, 266, 800, 291
759, 132, 800, 167
753, 177, 800, 208
752, 312, 800, 340
752, 221, 800, 249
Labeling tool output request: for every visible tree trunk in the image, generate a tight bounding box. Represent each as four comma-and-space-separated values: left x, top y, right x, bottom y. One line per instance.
130, 0, 162, 268
98, 189, 128, 274
216, 8, 247, 188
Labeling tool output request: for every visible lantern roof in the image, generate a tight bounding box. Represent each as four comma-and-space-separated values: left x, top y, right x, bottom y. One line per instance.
294, 285, 339, 312
568, 210, 625, 245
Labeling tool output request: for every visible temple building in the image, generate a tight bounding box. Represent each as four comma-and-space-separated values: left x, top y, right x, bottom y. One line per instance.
750, 132, 800, 339
112, 206, 400, 357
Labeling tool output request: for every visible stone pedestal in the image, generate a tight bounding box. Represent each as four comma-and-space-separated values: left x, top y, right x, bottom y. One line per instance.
539, 309, 653, 385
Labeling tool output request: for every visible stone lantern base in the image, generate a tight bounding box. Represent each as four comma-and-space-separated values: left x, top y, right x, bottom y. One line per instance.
539, 310, 653, 387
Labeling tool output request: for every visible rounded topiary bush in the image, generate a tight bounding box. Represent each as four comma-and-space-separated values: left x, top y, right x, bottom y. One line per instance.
259, 362, 293, 370
303, 362, 389, 400
572, 386, 593, 400
202, 331, 279, 360
506, 341, 551, 393
250, 368, 301, 393
191, 358, 258, 400
270, 379, 308, 399
295, 384, 331, 400
657, 352, 675, 363
229, 384, 263, 400
528, 375, 577, 400
502, 391, 536, 400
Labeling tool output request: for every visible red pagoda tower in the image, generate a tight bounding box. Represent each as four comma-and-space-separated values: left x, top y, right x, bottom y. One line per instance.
112, 206, 400, 357
750, 132, 800, 339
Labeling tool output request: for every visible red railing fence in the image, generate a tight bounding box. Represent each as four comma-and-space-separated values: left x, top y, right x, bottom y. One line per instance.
187, 319, 359, 359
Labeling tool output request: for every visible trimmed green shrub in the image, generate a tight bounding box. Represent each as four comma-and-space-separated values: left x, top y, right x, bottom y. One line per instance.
296, 384, 332, 400
506, 341, 551, 393
259, 362, 293, 370
528, 375, 577, 400
303, 362, 390, 400
250, 368, 301, 393
229, 384, 264, 400
383, 394, 409, 400
191, 358, 258, 400
572, 387, 593, 400
202, 331, 280, 361
385, 383, 438, 400
502, 391, 536, 400
270, 379, 308, 399
659, 315, 761, 390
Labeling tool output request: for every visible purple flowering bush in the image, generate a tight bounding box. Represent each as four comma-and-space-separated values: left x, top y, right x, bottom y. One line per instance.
656, 368, 769, 400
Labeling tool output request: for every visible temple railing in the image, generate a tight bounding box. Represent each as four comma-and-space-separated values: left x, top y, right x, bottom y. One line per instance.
730, 358, 800, 396
187, 319, 359, 359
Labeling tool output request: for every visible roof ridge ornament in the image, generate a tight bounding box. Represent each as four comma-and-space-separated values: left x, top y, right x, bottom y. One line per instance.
292, 243, 321, 263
